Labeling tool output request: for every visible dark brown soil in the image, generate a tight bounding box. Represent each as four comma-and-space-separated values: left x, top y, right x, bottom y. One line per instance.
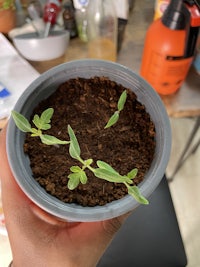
24, 76, 156, 207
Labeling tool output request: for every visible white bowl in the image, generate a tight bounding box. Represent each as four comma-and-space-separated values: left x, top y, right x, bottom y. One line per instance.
13, 30, 70, 61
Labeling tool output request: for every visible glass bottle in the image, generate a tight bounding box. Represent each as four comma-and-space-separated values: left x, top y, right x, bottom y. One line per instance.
74, 0, 89, 42
62, 0, 78, 38
86, 0, 118, 61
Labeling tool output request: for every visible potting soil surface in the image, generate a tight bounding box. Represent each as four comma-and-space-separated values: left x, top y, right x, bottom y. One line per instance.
24, 77, 156, 206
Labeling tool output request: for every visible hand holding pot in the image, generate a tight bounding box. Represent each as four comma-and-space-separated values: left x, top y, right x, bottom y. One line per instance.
0, 126, 130, 267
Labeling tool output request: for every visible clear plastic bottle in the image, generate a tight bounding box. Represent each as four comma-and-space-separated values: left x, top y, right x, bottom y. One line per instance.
86, 0, 118, 61
74, 0, 89, 42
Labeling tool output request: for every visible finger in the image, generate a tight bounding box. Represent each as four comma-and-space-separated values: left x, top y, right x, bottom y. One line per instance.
0, 125, 30, 205
30, 202, 80, 227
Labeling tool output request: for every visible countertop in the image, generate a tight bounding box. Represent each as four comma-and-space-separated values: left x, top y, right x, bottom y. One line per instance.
29, 0, 200, 118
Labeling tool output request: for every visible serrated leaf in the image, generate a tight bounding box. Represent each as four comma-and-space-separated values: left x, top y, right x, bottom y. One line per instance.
79, 171, 88, 184
40, 134, 69, 145
33, 108, 53, 130
11, 110, 32, 133
127, 184, 149, 204
70, 166, 82, 173
104, 111, 119, 129
97, 160, 118, 175
68, 125, 81, 160
127, 168, 138, 179
94, 168, 132, 183
68, 173, 80, 190
41, 108, 54, 123
118, 90, 127, 111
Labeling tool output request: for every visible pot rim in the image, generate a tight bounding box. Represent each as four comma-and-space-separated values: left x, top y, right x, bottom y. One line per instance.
6, 59, 171, 222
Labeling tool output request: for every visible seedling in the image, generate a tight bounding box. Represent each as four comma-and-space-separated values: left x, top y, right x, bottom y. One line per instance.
11, 92, 149, 205
11, 108, 69, 145
105, 90, 127, 128
67, 125, 149, 204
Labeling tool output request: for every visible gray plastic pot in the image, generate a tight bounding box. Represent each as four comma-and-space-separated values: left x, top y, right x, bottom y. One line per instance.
6, 59, 171, 222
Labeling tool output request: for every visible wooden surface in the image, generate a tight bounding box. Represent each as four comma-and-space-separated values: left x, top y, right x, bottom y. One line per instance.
161, 68, 200, 118
29, 0, 200, 118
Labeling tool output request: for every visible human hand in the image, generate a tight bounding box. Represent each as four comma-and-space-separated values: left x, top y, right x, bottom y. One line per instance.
0, 126, 130, 267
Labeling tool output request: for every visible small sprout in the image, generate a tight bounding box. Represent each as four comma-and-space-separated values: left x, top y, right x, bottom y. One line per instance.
67, 125, 93, 190
68, 166, 88, 190
105, 90, 127, 129
96, 160, 148, 205
11, 108, 69, 145
12, 107, 149, 205
32, 108, 53, 131
67, 127, 148, 204
68, 125, 81, 160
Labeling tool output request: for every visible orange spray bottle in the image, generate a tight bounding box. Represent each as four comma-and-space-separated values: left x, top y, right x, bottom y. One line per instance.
140, 0, 197, 95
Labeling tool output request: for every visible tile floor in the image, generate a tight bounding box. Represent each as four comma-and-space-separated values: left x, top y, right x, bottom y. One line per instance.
0, 117, 200, 267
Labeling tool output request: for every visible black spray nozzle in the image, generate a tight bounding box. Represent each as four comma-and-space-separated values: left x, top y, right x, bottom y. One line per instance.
162, 0, 191, 29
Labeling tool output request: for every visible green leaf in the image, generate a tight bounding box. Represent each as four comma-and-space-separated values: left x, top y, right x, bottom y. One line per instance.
41, 124, 52, 130
68, 125, 81, 160
126, 184, 149, 204
84, 159, 93, 167
11, 110, 32, 133
31, 128, 40, 134
104, 90, 127, 129
79, 171, 88, 184
41, 108, 54, 123
118, 90, 127, 111
96, 160, 118, 175
30, 128, 42, 137
127, 168, 138, 179
68, 173, 80, 190
33, 115, 51, 131
70, 166, 82, 173
104, 111, 119, 129
94, 168, 132, 184
40, 134, 69, 145
32, 114, 40, 128
33, 108, 53, 130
